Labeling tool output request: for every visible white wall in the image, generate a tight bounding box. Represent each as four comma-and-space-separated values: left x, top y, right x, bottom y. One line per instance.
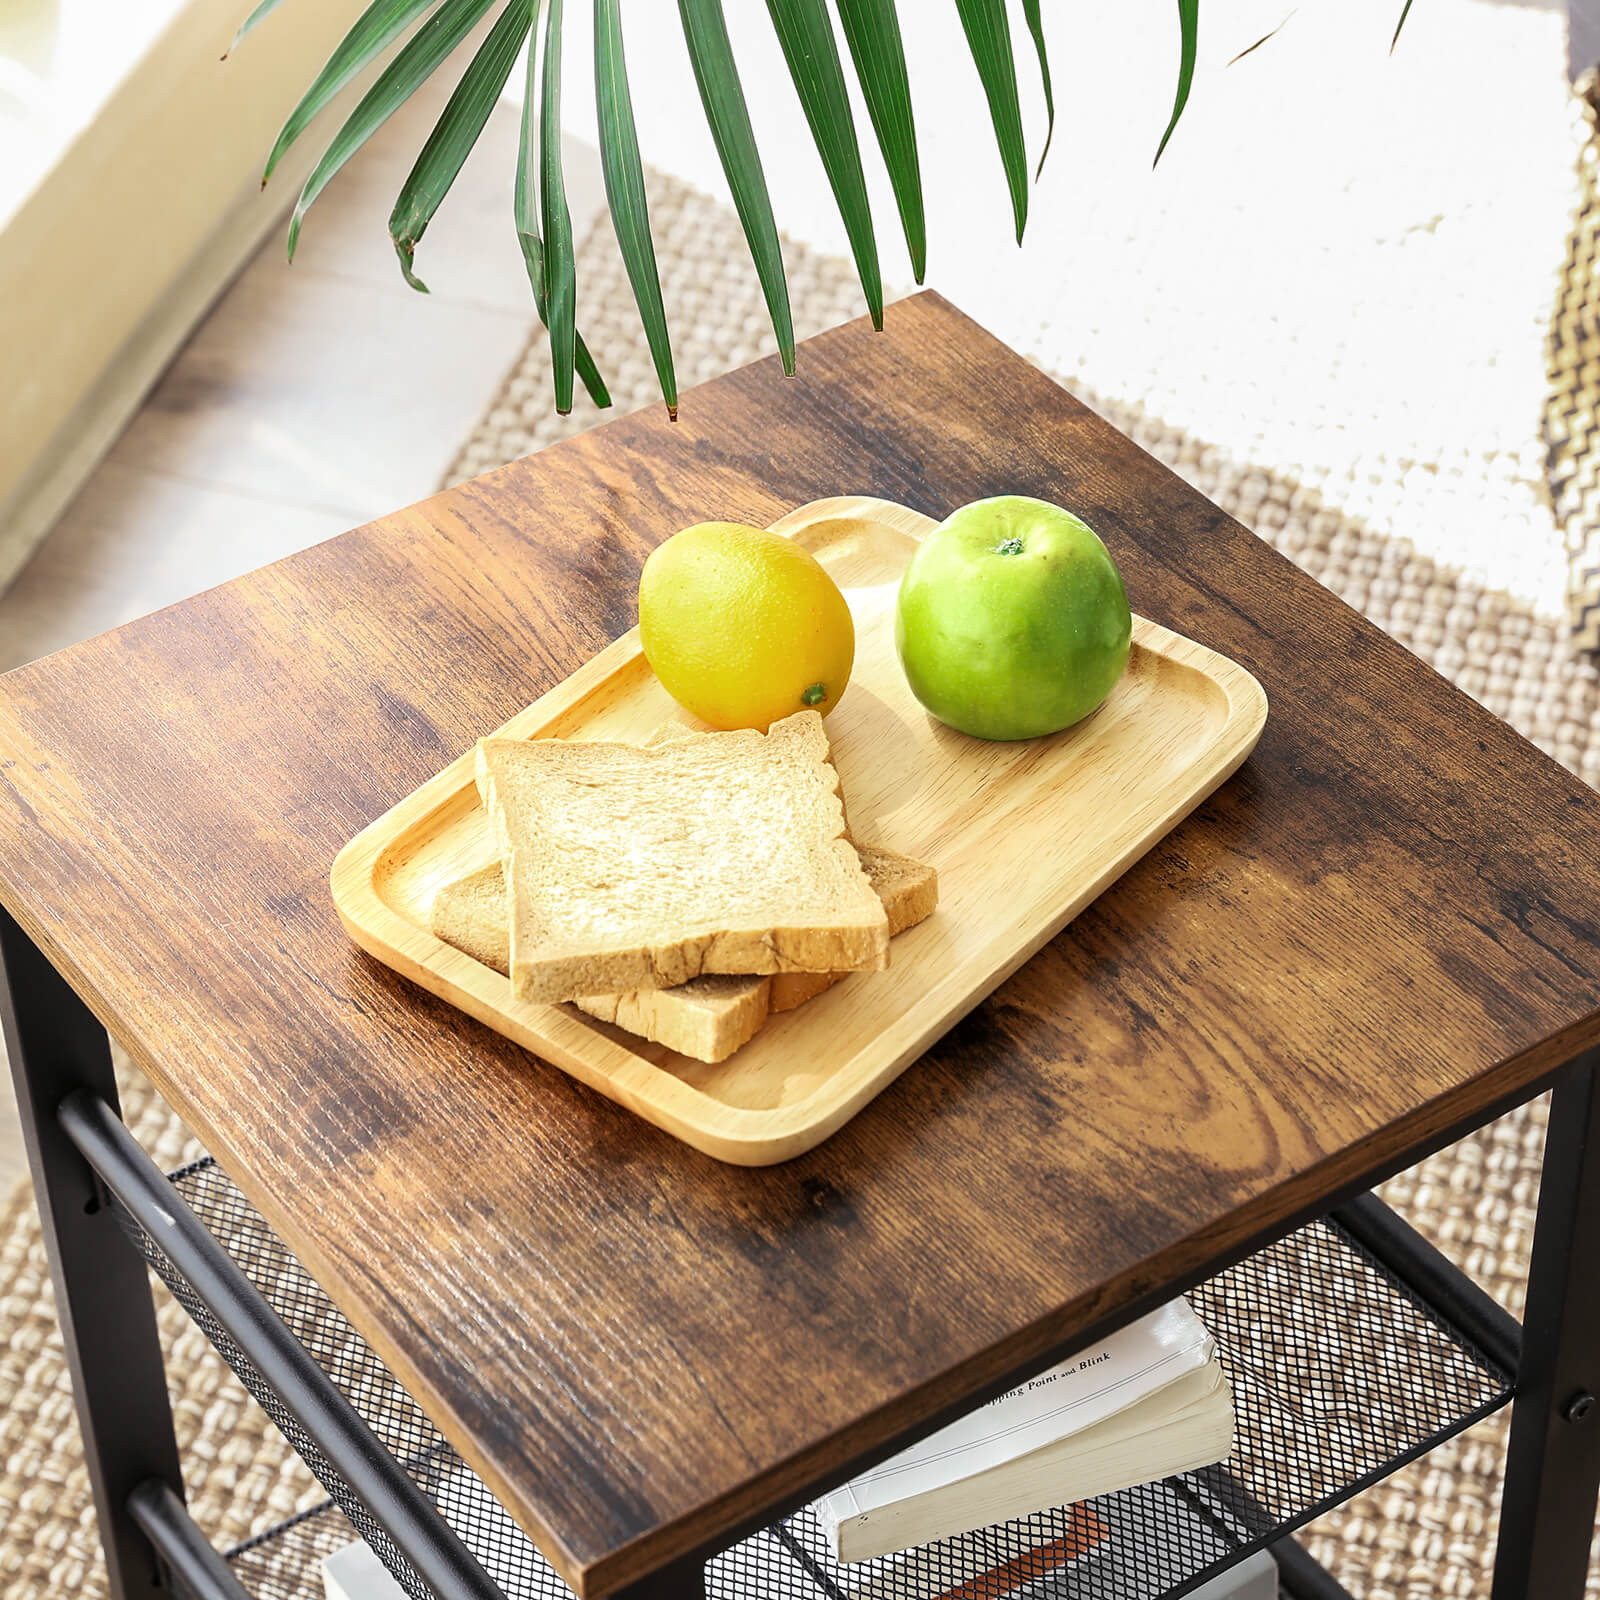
556, 2, 1334, 302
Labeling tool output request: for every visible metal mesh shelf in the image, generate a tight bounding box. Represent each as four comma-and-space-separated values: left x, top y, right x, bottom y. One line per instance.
128, 1159, 1512, 1600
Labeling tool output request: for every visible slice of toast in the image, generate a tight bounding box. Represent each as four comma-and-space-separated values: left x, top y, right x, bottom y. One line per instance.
430, 841, 937, 1062
575, 974, 776, 1063
474, 710, 889, 1004
768, 844, 938, 1012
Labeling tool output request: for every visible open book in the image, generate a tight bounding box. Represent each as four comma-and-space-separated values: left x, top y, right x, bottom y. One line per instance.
816, 1299, 1235, 1563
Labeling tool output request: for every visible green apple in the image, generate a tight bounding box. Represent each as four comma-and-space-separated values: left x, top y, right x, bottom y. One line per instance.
895, 496, 1132, 741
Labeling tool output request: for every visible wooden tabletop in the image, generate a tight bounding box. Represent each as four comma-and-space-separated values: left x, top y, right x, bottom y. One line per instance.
1, 293, 1596, 1597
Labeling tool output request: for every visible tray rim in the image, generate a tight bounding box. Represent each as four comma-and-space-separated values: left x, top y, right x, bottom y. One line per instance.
331, 494, 1269, 1164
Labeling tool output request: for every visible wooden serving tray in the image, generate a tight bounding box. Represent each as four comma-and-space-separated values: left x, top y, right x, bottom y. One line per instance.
332, 496, 1267, 1165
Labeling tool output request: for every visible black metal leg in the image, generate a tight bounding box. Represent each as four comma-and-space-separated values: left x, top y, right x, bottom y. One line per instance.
60, 1089, 508, 1600
128, 1482, 253, 1600
613, 1557, 707, 1600
1271, 1535, 1355, 1599
0, 906, 184, 1600
1492, 1052, 1600, 1600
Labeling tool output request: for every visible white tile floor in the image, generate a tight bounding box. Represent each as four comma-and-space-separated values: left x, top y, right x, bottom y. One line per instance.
0, 79, 606, 1192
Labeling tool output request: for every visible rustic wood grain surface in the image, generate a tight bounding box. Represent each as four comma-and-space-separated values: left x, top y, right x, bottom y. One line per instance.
0, 294, 1596, 1596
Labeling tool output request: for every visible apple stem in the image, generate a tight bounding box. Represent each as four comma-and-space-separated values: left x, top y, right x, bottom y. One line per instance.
994, 537, 1025, 555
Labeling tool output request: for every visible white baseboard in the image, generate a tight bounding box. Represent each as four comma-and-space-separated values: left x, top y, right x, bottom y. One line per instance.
0, 0, 373, 596
0, 177, 294, 595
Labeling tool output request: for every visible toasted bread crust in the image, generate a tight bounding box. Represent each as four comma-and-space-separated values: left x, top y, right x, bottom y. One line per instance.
769, 845, 940, 1011
430, 839, 937, 1062
473, 711, 889, 1005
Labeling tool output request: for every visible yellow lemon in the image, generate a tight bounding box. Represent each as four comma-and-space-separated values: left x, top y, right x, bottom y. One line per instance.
638, 522, 855, 731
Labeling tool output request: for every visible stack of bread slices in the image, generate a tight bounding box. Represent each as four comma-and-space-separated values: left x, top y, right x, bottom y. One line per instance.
428, 709, 937, 1063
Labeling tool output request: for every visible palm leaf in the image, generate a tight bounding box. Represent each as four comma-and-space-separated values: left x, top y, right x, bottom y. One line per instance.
1020, 0, 1054, 178
511, 252, 611, 419
512, 238, 612, 413
595, 0, 676, 415
765, 0, 882, 329
539, 0, 577, 413
230, 0, 293, 54
571, 331, 610, 407
514, 3, 608, 408
1228, 11, 1292, 66
513, 8, 543, 307
1391, 0, 1414, 51
677, 0, 796, 374
832, 0, 924, 283
1154, 0, 1199, 166
389, 0, 530, 291
263, 0, 442, 183
953, 0, 1028, 243
286, 0, 496, 259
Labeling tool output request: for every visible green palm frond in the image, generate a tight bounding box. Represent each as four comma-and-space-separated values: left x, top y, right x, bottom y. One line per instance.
678, 0, 796, 375
953, 0, 1028, 243
285, 0, 497, 260
236, 1, 1415, 415
833, 0, 924, 283
264, 0, 442, 182
766, 0, 882, 329
1155, 0, 1200, 167
515, 2, 610, 408
230, 0, 295, 53
1020, 0, 1053, 178
1391, 1, 1416, 51
389, 0, 531, 291
540, 0, 578, 414
595, 0, 675, 414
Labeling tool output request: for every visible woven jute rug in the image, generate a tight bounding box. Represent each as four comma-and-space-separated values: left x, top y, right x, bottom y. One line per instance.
1549, 76, 1600, 654
5, 169, 1600, 1599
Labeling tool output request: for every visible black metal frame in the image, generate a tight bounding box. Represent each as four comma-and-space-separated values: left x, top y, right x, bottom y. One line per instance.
5, 891, 1598, 1600
128, 1481, 256, 1600
1329, 1190, 1523, 1378
0, 908, 185, 1600
1271, 1536, 1356, 1600
613, 1560, 707, 1600
1492, 1057, 1600, 1599
56, 1087, 509, 1600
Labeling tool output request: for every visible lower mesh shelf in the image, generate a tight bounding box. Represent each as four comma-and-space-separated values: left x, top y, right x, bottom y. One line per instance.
131, 1159, 1512, 1600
